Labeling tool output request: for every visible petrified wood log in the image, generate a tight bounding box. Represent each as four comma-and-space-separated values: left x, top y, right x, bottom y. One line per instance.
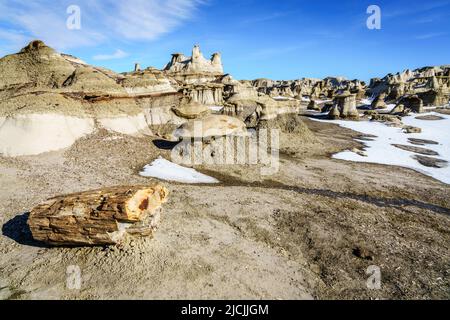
28, 185, 168, 246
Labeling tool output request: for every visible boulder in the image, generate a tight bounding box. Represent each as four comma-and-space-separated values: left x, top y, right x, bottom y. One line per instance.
328, 91, 359, 119
390, 104, 405, 115
28, 185, 169, 246
407, 138, 439, 146
398, 95, 424, 113
307, 100, 321, 111
392, 144, 439, 156
321, 102, 334, 113
412, 155, 448, 168
371, 93, 387, 109
403, 126, 422, 134
371, 114, 403, 127
328, 105, 341, 119
172, 98, 210, 119
173, 115, 247, 139
415, 115, 445, 121
351, 148, 367, 157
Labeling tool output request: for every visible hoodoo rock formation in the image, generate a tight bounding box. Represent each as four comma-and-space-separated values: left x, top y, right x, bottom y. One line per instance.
173, 115, 248, 140
171, 97, 211, 119
371, 92, 387, 109
368, 66, 450, 107
164, 45, 224, 75
250, 77, 367, 101
328, 91, 359, 120
163, 45, 227, 106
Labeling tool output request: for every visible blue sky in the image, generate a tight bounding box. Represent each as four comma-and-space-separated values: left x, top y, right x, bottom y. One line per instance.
0, 0, 449, 81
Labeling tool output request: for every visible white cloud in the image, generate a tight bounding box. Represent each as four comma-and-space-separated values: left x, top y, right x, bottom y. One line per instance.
249, 42, 318, 59
111, 0, 206, 40
0, 0, 206, 51
415, 32, 447, 40
93, 49, 129, 61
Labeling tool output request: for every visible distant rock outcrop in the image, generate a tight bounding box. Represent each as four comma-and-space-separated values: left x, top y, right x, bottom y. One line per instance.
368, 66, 450, 107
328, 91, 359, 120
371, 92, 387, 109
397, 95, 424, 113
250, 77, 366, 101
162, 45, 227, 106
164, 45, 224, 75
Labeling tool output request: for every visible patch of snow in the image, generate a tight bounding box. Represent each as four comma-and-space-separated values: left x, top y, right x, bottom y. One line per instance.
140, 157, 219, 184
209, 106, 224, 112
359, 98, 373, 106
273, 96, 295, 101
385, 104, 397, 112
312, 112, 450, 184
315, 99, 333, 104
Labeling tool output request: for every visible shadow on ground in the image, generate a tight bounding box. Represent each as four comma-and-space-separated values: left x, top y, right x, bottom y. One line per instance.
153, 139, 179, 150
204, 169, 450, 216
2, 212, 48, 248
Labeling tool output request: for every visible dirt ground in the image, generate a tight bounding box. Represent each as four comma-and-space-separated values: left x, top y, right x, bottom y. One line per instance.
0, 118, 449, 300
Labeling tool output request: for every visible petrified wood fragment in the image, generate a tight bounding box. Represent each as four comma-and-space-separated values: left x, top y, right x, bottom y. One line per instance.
28, 185, 168, 246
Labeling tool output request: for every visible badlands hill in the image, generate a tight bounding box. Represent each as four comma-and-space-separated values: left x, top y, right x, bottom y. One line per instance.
0, 40, 179, 117
0, 41, 192, 156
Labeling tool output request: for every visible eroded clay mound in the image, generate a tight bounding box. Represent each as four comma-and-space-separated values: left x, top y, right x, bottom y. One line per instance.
0, 114, 95, 156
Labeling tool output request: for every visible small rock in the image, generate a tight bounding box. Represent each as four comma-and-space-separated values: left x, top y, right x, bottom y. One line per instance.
352, 247, 374, 261
415, 115, 445, 121
413, 155, 448, 168
403, 126, 422, 134
351, 148, 367, 157
407, 138, 439, 146
392, 144, 439, 156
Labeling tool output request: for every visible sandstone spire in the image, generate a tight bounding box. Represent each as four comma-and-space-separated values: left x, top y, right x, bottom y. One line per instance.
164, 45, 224, 74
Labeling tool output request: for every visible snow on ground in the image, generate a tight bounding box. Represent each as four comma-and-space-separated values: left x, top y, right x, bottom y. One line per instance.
209, 106, 224, 112
384, 104, 397, 112
315, 99, 333, 104
359, 98, 373, 106
140, 157, 219, 184
273, 96, 295, 101
312, 112, 450, 184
